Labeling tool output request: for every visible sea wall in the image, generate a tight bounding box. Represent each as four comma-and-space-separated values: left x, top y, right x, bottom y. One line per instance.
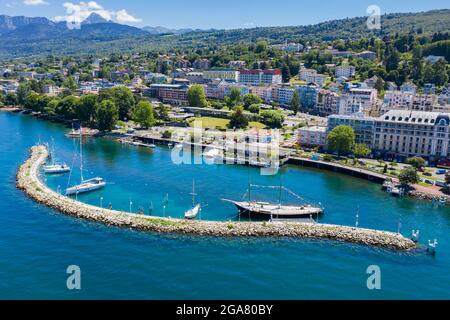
16, 145, 417, 251
408, 190, 450, 204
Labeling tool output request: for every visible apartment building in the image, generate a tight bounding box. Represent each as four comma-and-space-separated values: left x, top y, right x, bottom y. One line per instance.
298, 126, 327, 148
203, 69, 239, 83
373, 110, 450, 161
335, 65, 356, 78
298, 84, 319, 111
344, 88, 378, 114
272, 86, 295, 106
238, 69, 282, 85
299, 68, 326, 87
316, 89, 339, 116
147, 84, 188, 105
327, 113, 376, 147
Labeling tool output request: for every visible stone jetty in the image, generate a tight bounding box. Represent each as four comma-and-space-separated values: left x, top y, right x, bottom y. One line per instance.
16, 145, 416, 251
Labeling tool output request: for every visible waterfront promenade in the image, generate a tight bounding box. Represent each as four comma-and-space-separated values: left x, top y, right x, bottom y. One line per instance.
16, 145, 417, 250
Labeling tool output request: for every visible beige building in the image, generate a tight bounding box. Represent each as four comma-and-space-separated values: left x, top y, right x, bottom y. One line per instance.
373, 110, 450, 160
298, 126, 327, 148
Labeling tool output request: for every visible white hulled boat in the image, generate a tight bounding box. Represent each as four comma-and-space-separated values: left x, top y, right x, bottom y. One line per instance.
43, 141, 70, 174
184, 179, 201, 220
65, 126, 106, 196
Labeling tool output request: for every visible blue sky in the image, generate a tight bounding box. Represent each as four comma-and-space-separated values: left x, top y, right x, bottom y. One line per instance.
2, 0, 449, 29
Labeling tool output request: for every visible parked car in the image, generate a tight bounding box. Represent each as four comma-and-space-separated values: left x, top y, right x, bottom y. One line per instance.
436, 169, 447, 175
423, 172, 433, 177
435, 180, 448, 188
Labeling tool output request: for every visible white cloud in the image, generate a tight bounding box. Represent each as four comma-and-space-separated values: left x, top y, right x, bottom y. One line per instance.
115, 9, 142, 23
23, 0, 48, 6
53, 1, 142, 25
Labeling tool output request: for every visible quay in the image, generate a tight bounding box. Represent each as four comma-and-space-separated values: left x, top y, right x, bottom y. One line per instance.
16, 145, 417, 251
288, 157, 388, 183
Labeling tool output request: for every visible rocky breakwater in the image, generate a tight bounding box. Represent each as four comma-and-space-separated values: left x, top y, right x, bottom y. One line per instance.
16, 145, 417, 251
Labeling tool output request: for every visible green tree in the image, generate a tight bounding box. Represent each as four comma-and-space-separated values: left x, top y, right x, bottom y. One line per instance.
248, 104, 260, 114
133, 100, 156, 128
56, 95, 78, 119
406, 156, 426, 169
259, 110, 285, 128
4, 93, 18, 106
96, 100, 119, 132
432, 59, 449, 86
111, 86, 135, 120
76, 94, 98, 123
16, 83, 31, 105
187, 84, 208, 108
243, 94, 262, 109
44, 97, 60, 116
156, 104, 170, 122
327, 125, 356, 156
226, 87, 241, 108
255, 40, 268, 53
62, 76, 78, 91
353, 144, 371, 158
24, 92, 41, 111
399, 167, 419, 186
281, 63, 291, 83
228, 106, 248, 129
291, 90, 300, 115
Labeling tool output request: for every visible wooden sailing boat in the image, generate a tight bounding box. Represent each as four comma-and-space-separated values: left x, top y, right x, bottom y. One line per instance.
223, 176, 323, 219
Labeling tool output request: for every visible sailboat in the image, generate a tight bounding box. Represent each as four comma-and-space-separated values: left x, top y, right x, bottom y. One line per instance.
184, 179, 200, 220
223, 179, 324, 220
43, 140, 70, 174
65, 126, 106, 196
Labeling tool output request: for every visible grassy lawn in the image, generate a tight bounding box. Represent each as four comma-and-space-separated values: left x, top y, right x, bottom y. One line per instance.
187, 117, 266, 130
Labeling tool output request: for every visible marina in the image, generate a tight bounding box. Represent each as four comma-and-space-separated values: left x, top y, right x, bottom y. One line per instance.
17, 145, 416, 250
1, 112, 450, 299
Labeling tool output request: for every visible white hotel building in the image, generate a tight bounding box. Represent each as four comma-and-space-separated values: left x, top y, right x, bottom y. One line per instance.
373, 110, 450, 161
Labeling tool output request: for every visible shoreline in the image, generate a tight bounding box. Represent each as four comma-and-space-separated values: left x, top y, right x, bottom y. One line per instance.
16, 145, 417, 251
4, 107, 449, 204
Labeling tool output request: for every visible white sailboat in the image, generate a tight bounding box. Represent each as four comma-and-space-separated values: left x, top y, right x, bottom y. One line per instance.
65, 127, 106, 196
184, 179, 200, 220
43, 141, 70, 174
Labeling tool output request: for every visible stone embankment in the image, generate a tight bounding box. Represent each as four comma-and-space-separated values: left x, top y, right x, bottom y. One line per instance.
408, 190, 450, 204
16, 145, 417, 251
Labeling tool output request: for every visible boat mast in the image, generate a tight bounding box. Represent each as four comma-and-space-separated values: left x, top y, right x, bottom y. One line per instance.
278, 175, 283, 208
51, 138, 55, 165
191, 179, 196, 206
79, 125, 84, 183
248, 167, 251, 203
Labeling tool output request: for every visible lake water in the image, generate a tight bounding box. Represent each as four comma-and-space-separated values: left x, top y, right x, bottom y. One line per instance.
0, 111, 449, 299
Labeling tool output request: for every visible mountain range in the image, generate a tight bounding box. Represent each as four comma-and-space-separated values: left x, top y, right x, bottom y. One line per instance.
0, 9, 449, 59
0, 12, 206, 38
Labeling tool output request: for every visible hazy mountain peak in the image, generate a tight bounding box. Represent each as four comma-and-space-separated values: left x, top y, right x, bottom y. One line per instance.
81, 13, 110, 25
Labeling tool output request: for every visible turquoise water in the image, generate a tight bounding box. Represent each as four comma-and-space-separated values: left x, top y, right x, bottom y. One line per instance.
0, 111, 449, 299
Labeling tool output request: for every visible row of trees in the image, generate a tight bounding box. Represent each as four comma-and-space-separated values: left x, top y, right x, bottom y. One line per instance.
2, 86, 160, 132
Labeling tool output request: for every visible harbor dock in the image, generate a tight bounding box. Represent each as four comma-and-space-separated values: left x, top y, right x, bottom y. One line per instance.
16, 145, 417, 251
